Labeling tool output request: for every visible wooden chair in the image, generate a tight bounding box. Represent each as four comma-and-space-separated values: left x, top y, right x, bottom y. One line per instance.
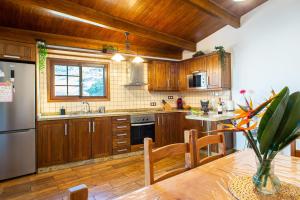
189, 128, 226, 167
291, 141, 300, 157
144, 131, 196, 186
68, 184, 88, 200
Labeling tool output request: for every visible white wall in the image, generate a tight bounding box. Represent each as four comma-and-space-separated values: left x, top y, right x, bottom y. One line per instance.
183, 0, 300, 154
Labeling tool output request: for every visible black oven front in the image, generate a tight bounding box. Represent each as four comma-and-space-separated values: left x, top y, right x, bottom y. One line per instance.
130, 114, 155, 145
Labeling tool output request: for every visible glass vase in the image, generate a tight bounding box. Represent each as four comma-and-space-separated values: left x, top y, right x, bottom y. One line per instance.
252, 159, 281, 195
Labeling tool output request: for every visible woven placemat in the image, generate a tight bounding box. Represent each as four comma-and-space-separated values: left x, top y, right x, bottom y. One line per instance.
228, 176, 300, 200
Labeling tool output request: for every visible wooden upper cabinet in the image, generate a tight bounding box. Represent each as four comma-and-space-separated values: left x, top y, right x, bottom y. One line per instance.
186, 57, 206, 74
68, 118, 92, 162
148, 61, 179, 91
178, 62, 187, 91
0, 40, 35, 62
206, 53, 221, 89
148, 52, 231, 92
206, 53, 231, 89
169, 62, 179, 91
37, 120, 68, 167
92, 117, 112, 158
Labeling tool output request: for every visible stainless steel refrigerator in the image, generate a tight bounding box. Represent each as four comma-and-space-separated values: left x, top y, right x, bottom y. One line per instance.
0, 61, 36, 180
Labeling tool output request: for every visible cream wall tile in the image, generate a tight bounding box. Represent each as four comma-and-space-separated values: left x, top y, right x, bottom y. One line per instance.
38, 60, 231, 114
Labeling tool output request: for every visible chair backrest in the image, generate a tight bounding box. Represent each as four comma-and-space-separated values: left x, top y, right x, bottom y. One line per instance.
291, 140, 300, 157
189, 128, 226, 167
68, 184, 88, 200
144, 131, 196, 186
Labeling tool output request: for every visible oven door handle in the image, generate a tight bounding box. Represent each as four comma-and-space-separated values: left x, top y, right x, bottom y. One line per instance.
131, 122, 155, 127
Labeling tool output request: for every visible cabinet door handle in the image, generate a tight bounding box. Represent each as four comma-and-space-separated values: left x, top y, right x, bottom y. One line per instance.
116, 133, 127, 137
117, 141, 127, 144
157, 117, 160, 126
117, 149, 128, 152
64, 123, 68, 136
207, 75, 209, 86
117, 125, 127, 129
89, 121, 91, 133
3, 55, 21, 59
92, 121, 95, 133
116, 118, 127, 121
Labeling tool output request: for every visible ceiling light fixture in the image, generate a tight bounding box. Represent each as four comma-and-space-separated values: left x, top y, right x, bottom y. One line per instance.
132, 56, 144, 63
111, 53, 125, 62
233, 0, 246, 2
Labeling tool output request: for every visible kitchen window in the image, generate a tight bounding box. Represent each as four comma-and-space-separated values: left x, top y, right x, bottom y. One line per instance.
48, 59, 109, 101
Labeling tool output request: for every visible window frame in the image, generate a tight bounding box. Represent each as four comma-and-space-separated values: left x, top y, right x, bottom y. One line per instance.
47, 58, 110, 102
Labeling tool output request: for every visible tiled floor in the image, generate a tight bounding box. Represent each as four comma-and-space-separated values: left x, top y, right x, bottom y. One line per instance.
0, 155, 185, 200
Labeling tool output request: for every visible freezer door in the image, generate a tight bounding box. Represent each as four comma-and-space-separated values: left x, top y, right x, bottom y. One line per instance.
0, 129, 36, 180
0, 61, 35, 131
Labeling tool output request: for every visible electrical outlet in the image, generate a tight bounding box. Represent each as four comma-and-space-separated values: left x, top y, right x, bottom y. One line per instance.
168, 96, 174, 99
150, 102, 156, 106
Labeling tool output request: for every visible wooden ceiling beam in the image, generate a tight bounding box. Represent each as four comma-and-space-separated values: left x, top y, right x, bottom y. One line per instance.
0, 26, 182, 59
11, 0, 196, 51
186, 0, 240, 28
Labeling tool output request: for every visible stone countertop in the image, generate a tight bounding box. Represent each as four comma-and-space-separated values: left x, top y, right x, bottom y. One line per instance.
185, 112, 236, 122
37, 109, 190, 121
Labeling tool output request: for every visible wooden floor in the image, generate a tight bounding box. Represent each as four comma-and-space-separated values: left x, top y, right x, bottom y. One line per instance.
0, 155, 185, 200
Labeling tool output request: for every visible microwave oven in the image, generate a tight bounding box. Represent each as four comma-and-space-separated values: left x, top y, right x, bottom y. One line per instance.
187, 72, 207, 89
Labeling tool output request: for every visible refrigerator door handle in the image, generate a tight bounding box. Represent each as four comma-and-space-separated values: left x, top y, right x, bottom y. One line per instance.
0, 129, 31, 134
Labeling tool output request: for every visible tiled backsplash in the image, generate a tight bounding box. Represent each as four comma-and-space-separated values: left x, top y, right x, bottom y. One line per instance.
37, 59, 231, 115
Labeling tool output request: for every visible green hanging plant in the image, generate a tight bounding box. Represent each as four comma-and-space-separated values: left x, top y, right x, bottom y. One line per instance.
37, 41, 47, 71
215, 46, 225, 68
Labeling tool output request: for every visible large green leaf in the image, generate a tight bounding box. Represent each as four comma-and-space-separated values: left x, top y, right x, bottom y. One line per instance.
259, 87, 290, 154
257, 87, 289, 142
278, 126, 300, 151
273, 92, 300, 149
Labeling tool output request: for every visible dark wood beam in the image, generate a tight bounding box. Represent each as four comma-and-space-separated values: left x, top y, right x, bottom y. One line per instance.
12, 0, 196, 51
186, 0, 240, 28
0, 26, 182, 59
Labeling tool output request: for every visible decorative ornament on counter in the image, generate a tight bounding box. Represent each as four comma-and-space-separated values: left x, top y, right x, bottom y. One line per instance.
162, 99, 172, 111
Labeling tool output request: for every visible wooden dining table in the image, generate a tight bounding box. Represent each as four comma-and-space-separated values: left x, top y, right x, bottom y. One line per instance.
115, 150, 300, 200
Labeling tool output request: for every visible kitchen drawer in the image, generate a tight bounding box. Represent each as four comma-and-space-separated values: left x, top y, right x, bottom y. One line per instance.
112, 116, 130, 124
112, 131, 130, 140
113, 146, 130, 155
113, 138, 130, 148
112, 123, 130, 132
131, 144, 144, 152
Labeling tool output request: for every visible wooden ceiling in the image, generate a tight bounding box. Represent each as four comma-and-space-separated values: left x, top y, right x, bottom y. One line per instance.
0, 0, 267, 59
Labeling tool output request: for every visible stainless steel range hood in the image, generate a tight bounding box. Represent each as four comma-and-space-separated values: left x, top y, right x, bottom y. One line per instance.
124, 62, 148, 86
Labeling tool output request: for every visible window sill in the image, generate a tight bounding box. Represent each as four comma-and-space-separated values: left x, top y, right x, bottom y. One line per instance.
47, 97, 110, 102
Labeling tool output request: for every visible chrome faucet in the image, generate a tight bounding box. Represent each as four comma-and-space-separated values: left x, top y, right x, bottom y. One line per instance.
82, 101, 91, 113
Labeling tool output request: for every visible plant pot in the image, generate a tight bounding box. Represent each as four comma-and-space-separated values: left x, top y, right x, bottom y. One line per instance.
253, 158, 281, 195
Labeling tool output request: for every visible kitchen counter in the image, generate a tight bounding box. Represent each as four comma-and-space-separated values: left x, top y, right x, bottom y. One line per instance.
185, 112, 236, 122
37, 109, 190, 121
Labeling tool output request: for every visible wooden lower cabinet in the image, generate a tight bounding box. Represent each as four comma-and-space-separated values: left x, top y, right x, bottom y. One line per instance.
92, 117, 112, 158
37, 120, 68, 168
179, 112, 204, 139
68, 118, 92, 162
37, 117, 113, 167
155, 113, 180, 147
